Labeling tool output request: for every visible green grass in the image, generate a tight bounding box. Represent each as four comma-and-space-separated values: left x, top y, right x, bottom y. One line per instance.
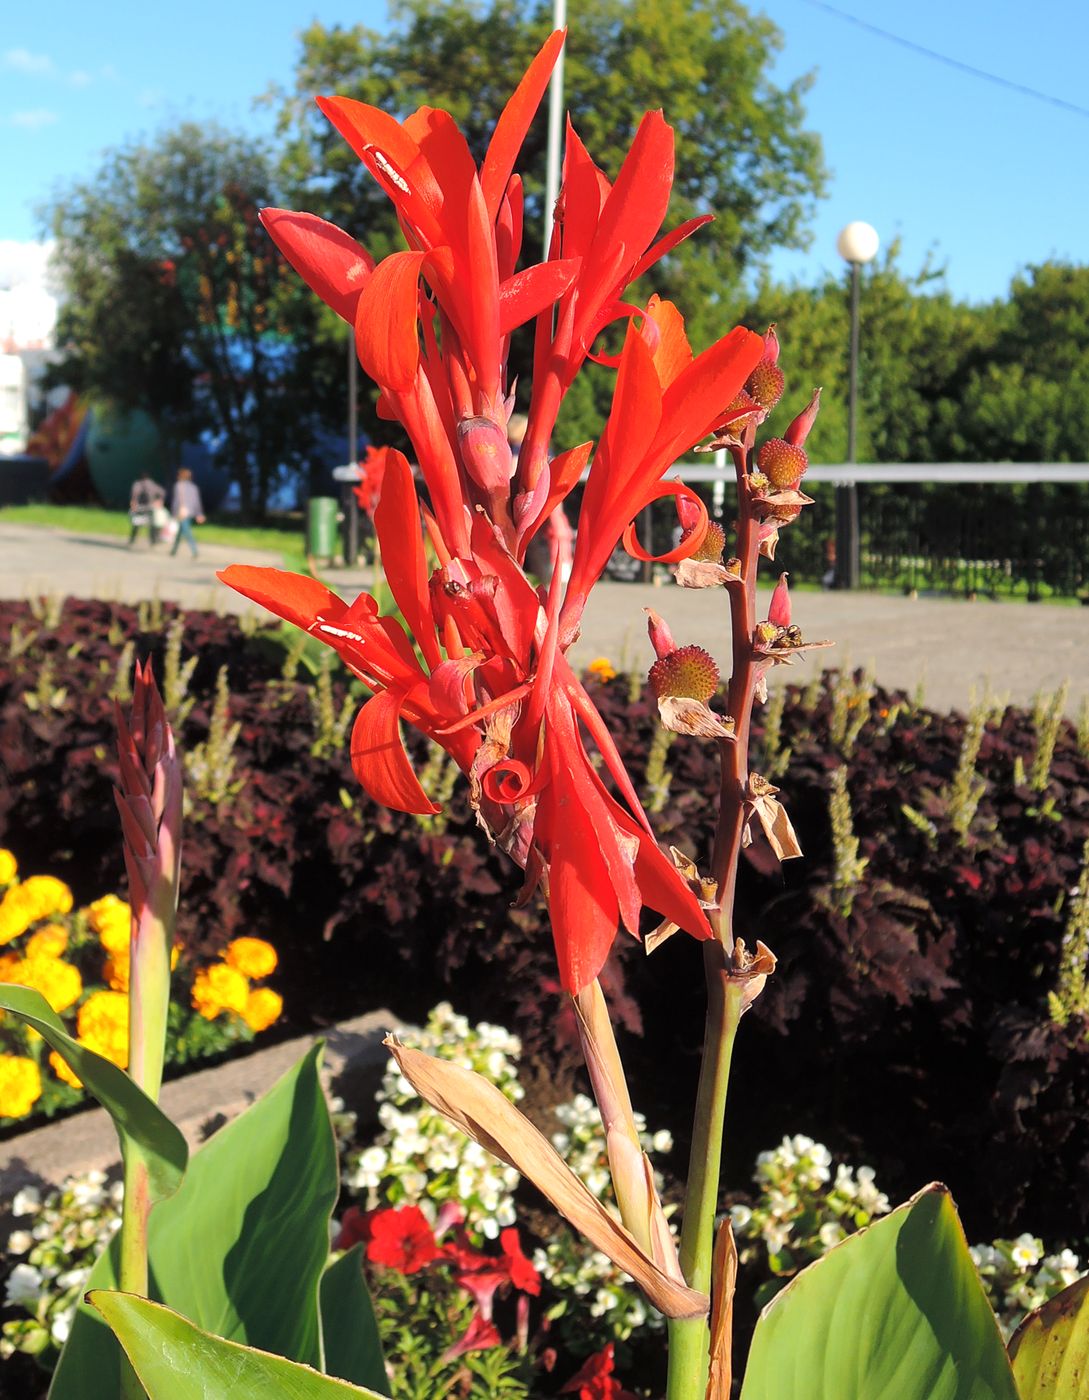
0, 503, 308, 570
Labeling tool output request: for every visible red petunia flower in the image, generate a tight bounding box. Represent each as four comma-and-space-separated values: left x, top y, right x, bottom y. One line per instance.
560, 1343, 639, 1400
365, 1205, 441, 1274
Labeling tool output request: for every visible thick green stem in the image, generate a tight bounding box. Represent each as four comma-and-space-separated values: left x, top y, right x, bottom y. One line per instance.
118, 1155, 151, 1399
666, 948, 744, 1400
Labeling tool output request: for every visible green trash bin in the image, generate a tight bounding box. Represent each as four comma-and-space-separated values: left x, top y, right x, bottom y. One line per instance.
307, 496, 339, 560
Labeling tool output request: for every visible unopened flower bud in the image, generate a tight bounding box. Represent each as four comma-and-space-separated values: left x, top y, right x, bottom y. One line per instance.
756, 437, 808, 490
649, 645, 719, 703
746, 360, 785, 412
785, 387, 822, 449
768, 573, 791, 627
645, 610, 677, 662
457, 416, 515, 493
762, 324, 780, 366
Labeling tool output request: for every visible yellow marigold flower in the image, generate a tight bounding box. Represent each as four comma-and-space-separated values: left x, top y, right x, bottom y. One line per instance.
77, 991, 129, 1069
0, 952, 19, 979
4, 955, 82, 1014
0, 850, 17, 886
49, 1050, 83, 1089
0, 1055, 42, 1118
225, 937, 278, 981
26, 924, 69, 959
86, 895, 131, 949
0, 888, 39, 946
104, 954, 130, 992
588, 656, 617, 683
22, 876, 73, 920
242, 987, 283, 1033
191, 963, 250, 1021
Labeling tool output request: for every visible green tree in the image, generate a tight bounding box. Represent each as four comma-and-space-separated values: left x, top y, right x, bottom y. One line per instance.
270, 0, 826, 448
45, 124, 344, 516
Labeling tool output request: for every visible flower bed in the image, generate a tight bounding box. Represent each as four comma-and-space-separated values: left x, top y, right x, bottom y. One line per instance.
2, 598, 1089, 1246
0, 850, 283, 1128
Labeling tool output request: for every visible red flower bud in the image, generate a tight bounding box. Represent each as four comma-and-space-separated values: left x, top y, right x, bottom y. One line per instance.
457, 415, 515, 494
645, 609, 677, 662
768, 572, 791, 627
756, 437, 808, 489
785, 387, 821, 448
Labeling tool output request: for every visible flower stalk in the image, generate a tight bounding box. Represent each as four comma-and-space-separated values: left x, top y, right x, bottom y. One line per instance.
112, 660, 182, 1399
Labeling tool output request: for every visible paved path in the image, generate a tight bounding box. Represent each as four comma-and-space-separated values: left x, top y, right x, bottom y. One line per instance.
2, 522, 1086, 716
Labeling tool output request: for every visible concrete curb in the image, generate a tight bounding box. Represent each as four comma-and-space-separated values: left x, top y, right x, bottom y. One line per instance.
0, 1010, 393, 1200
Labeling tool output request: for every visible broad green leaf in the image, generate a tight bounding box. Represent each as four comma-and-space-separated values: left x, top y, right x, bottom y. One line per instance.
89, 1292, 388, 1399
740, 1184, 1018, 1400
51, 1044, 337, 1400
1009, 1273, 1089, 1398
320, 1246, 390, 1394
0, 984, 186, 1202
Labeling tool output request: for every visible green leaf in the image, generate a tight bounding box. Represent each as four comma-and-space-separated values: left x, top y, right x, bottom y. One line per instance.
320, 1246, 389, 1394
50, 1044, 337, 1400
1009, 1273, 1089, 1398
0, 984, 186, 1202
89, 1292, 388, 1399
740, 1184, 1019, 1400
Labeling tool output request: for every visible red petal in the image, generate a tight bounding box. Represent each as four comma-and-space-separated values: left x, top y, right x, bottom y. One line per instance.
495, 176, 524, 282
355, 252, 426, 392
350, 687, 439, 815
260, 210, 374, 324
373, 449, 442, 669
645, 295, 693, 385
481, 30, 566, 221
217, 566, 346, 631
654, 326, 765, 466
628, 213, 714, 285
498, 258, 580, 336
539, 776, 619, 995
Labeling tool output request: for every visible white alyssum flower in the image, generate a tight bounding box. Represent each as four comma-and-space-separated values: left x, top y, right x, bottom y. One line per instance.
5, 1264, 44, 1307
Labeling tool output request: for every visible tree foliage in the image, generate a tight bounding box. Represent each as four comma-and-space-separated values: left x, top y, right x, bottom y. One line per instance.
45, 124, 343, 516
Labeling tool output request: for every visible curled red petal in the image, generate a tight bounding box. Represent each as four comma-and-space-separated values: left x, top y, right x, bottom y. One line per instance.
621, 482, 709, 564
498, 258, 581, 336
350, 686, 439, 815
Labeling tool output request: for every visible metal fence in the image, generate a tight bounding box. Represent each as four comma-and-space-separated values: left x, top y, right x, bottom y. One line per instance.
638, 463, 1089, 600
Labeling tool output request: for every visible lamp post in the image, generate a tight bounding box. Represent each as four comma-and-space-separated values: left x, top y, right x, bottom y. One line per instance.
834, 220, 879, 589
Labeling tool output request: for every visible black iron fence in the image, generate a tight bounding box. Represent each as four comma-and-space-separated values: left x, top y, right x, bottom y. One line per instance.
652, 464, 1089, 601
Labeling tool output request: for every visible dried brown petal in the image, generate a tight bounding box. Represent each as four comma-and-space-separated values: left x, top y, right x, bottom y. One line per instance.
705, 1220, 738, 1400
658, 696, 736, 741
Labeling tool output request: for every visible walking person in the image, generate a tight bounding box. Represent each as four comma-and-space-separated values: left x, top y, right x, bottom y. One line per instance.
170, 468, 206, 558
128, 473, 166, 547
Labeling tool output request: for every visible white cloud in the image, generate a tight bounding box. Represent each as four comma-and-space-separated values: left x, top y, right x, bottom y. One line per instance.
8, 108, 58, 130
3, 48, 53, 75
137, 88, 164, 110
67, 69, 92, 88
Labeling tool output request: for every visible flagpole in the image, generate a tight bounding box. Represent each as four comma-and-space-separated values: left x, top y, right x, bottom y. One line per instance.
542, 0, 567, 258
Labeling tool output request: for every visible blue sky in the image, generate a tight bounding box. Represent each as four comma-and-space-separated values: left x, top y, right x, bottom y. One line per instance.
1, 0, 1086, 303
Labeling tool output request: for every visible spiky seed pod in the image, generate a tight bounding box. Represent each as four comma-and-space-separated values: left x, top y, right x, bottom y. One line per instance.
649, 645, 719, 702
682, 520, 726, 562
756, 438, 808, 490
746, 360, 785, 412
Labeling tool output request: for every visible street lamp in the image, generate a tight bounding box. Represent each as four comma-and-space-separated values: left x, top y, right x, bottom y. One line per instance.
835, 220, 879, 589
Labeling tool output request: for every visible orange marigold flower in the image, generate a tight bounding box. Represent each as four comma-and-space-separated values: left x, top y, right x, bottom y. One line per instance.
87, 895, 131, 954
49, 1050, 83, 1090
587, 657, 617, 683
104, 954, 130, 992
77, 990, 129, 1069
0, 1055, 42, 1118
0, 850, 17, 886
225, 937, 278, 981
192, 963, 250, 1021
242, 987, 283, 1033
5, 955, 83, 1014
26, 924, 69, 959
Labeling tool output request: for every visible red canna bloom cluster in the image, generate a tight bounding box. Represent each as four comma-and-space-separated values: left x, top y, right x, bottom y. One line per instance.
220, 30, 766, 995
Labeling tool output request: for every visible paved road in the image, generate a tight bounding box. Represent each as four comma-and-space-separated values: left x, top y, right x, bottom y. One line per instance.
1, 521, 1086, 717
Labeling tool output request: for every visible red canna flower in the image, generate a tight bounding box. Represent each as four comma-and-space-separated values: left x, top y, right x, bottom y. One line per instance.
221, 30, 766, 996
351, 444, 393, 519
365, 1205, 441, 1274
